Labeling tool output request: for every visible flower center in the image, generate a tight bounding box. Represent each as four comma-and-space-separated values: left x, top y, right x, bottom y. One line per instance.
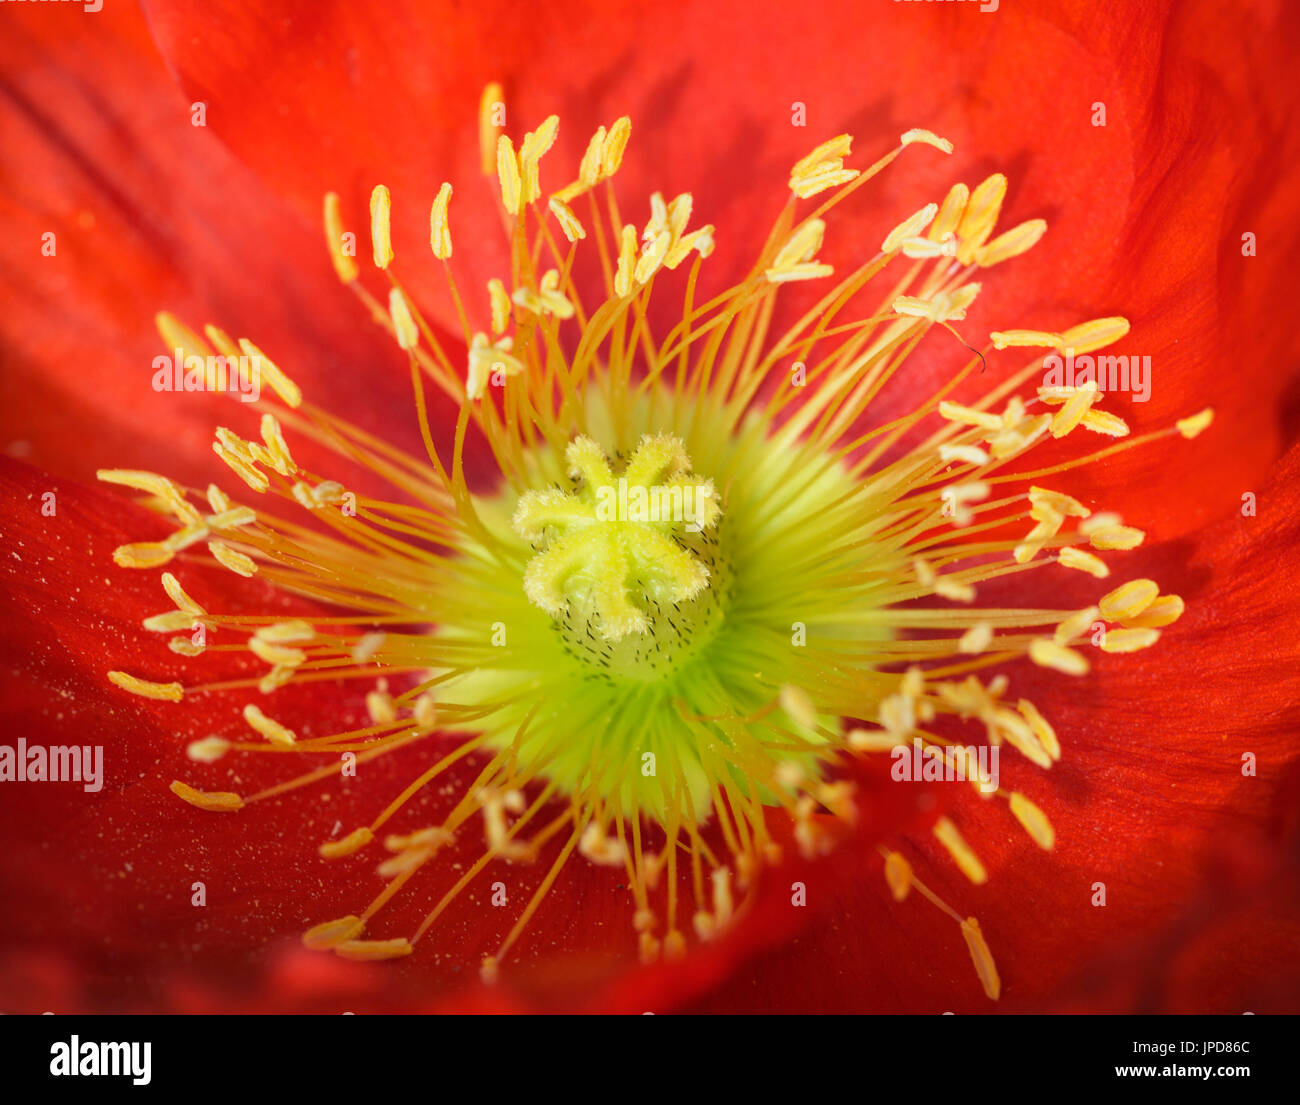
513, 432, 724, 662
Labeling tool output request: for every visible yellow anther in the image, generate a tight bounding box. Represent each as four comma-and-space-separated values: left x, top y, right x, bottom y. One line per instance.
388, 287, 420, 351
975, 219, 1047, 267
789, 166, 859, 199
960, 917, 1001, 1001
883, 851, 912, 901
882, 203, 938, 253
1016, 698, 1061, 761
765, 262, 833, 283
1099, 626, 1162, 653
788, 135, 859, 197
578, 823, 628, 866
519, 114, 559, 204
667, 193, 693, 240
632, 229, 670, 285
1058, 546, 1109, 578
369, 184, 393, 269
367, 689, 397, 725
143, 611, 195, 633
933, 816, 987, 884
1008, 792, 1055, 849
1120, 593, 1184, 629
478, 82, 505, 174
202, 323, 240, 361
900, 236, 953, 259
791, 134, 853, 179
711, 867, 734, 927
955, 172, 1007, 262
548, 196, 586, 242
496, 134, 521, 215
413, 693, 438, 730
1098, 578, 1159, 621
899, 127, 953, 154
429, 182, 453, 259
156, 573, 202, 617
848, 728, 907, 752
990, 329, 1063, 350
466, 333, 525, 399
323, 192, 358, 284
1029, 485, 1090, 518
664, 224, 715, 269
319, 827, 374, 858
108, 671, 184, 701
113, 542, 173, 569
1054, 605, 1100, 646
1050, 380, 1098, 437
1061, 316, 1130, 355
772, 219, 826, 270
939, 402, 1002, 431
170, 780, 242, 811
1177, 408, 1214, 439
939, 443, 989, 466
601, 116, 631, 178
302, 915, 365, 950
487, 278, 512, 335
259, 413, 294, 470
1088, 525, 1145, 551
930, 182, 968, 241
163, 523, 208, 553
155, 310, 211, 362
209, 540, 257, 578
238, 338, 301, 408
614, 223, 638, 297
1081, 409, 1130, 437
1028, 638, 1090, 676
186, 736, 229, 764
243, 703, 297, 747
351, 632, 386, 663
894, 283, 981, 323
248, 636, 305, 667
578, 125, 607, 188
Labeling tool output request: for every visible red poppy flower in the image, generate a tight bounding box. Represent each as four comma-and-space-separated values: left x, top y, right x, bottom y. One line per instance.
1, 0, 1298, 1015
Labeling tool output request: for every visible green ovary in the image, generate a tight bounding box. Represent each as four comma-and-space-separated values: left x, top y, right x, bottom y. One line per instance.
435, 386, 896, 824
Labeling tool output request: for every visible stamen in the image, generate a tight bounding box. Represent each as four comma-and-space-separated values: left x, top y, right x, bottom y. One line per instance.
170, 780, 242, 811
1008, 792, 1055, 849
1028, 639, 1089, 676
975, 219, 1047, 267
1098, 578, 1159, 621
932, 817, 987, 884
302, 915, 366, 949
960, 917, 1001, 1001
883, 850, 912, 901
108, 671, 183, 702
243, 704, 297, 748
899, 127, 953, 154
320, 827, 374, 859
429, 182, 453, 259
389, 288, 420, 351
323, 192, 359, 284
1099, 627, 1161, 653
1177, 408, 1214, 439
370, 184, 394, 269
100, 103, 1208, 1001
